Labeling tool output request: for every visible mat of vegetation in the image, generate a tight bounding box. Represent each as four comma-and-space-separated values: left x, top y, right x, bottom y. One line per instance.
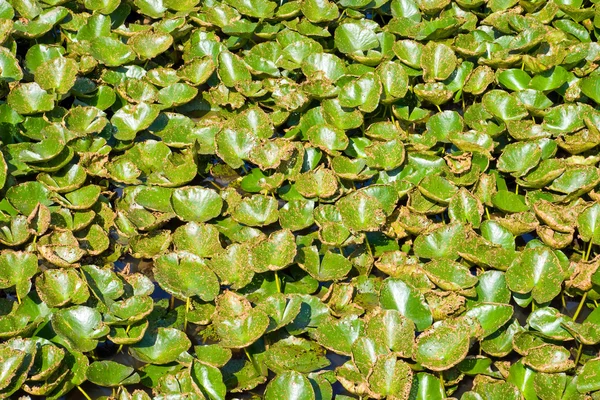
2, 0, 600, 398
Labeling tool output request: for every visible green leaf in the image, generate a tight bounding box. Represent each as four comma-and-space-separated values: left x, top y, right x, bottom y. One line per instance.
213, 291, 269, 348
264, 371, 316, 400
87, 360, 140, 387
52, 306, 110, 352
7, 83, 55, 115
130, 327, 191, 364
191, 360, 227, 400
90, 37, 136, 66
415, 317, 474, 371
171, 186, 223, 223
34, 57, 78, 94
154, 252, 220, 301
0, 47, 23, 82
0, 251, 38, 300
506, 247, 564, 303
380, 278, 432, 331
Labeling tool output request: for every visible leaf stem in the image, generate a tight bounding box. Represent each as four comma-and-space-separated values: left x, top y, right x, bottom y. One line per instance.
116, 325, 131, 354
585, 240, 594, 262
573, 292, 588, 322
16, 292, 21, 305
184, 297, 190, 332
439, 372, 446, 399
364, 234, 373, 258
575, 342, 584, 365
77, 385, 93, 400
244, 347, 261, 375
274, 271, 282, 293
485, 206, 491, 220
515, 184, 519, 194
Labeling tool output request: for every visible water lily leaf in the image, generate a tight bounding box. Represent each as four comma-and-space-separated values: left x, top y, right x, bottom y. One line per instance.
111, 102, 160, 141
313, 315, 363, 356
0, 215, 32, 246
302, 53, 346, 83
81, 264, 123, 307
158, 83, 198, 107
413, 222, 466, 260
419, 174, 457, 204
231, 195, 278, 227
527, 307, 573, 341
301, 0, 338, 22
415, 317, 475, 371
581, 75, 600, 104
506, 247, 564, 303
129, 30, 173, 60
497, 69, 531, 91
464, 303, 513, 338
548, 166, 600, 197
257, 293, 302, 333
195, 345, 232, 368
338, 191, 386, 232
130, 327, 191, 364
334, 21, 379, 55
87, 360, 140, 387
379, 278, 432, 331
421, 41, 457, 82
423, 259, 478, 291
448, 188, 483, 228
364, 138, 405, 171
35, 269, 89, 307
578, 358, 600, 393
213, 291, 269, 348
210, 242, 254, 290
90, 37, 135, 66
577, 203, 600, 245
522, 344, 574, 373
543, 104, 587, 134
364, 308, 415, 357
51, 306, 110, 352
297, 247, 352, 282
279, 200, 315, 231
173, 222, 222, 258
464, 65, 494, 95
215, 128, 258, 169
491, 190, 529, 213
129, 230, 172, 258
55, 185, 101, 210
264, 371, 315, 400
368, 354, 413, 399
0, 47, 23, 82
307, 124, 348, 154
411, 372, 445, 400
0, 251, 38, 300
264, 335, 329, 374
338, 73, 381, 113
482, 90, 528, 121
497, 142, 542, 177
34, 57, 78, 95
7, 83, 55, 115
154, 252, 220, 301
190, 360, 226, 400
251, 229, 296, 272
0, 346, 29, 397
378, 61, 409, 101
218, 51, 251, 88
171, 186, 222, 223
